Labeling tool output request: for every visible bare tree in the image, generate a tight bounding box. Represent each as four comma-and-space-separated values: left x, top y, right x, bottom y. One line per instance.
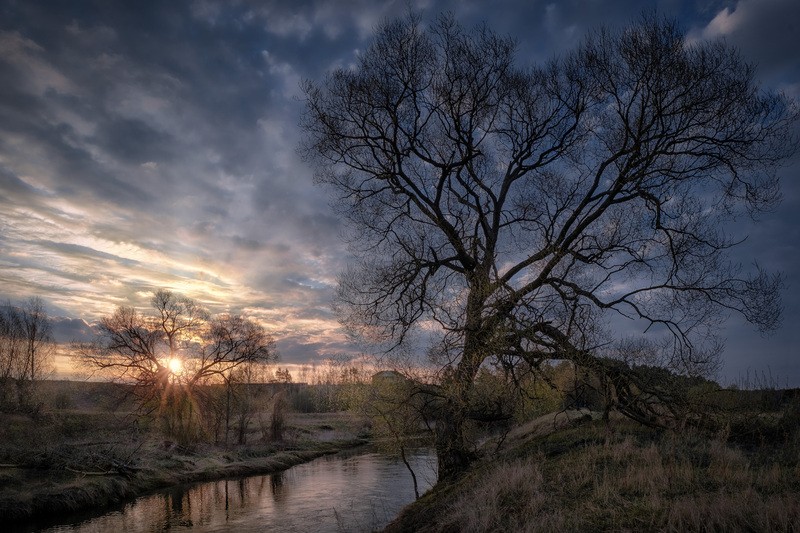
0, 297, 54, 409
0, 303, 24, 406
151, 289, 207, 359
301, 13, 797, 480
361, 373, 435, 499
78, 290, 276, 442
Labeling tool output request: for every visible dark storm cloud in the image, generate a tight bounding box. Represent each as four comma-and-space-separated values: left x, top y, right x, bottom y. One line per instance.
230, 236, 287, 252
680, 0, 800, 384
687, 0, 800, 89
0, 258, 95, 286
0, 164, 41, 197
2, 0, 266, 206
293, 306, 336, 322
277, 333, 355, 365
93, 117, 176, 165
0, 104, 151, 206
0, 0, 798, 380
278, 337, 327, 362
23, 239, 142, 268
50, 316, 98, 343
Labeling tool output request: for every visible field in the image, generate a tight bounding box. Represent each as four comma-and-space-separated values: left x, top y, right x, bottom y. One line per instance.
5, 379, 800, 531
0, 380, 367, 526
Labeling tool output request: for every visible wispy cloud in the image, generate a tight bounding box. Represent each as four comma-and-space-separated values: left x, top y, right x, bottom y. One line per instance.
1, 0, 798, 380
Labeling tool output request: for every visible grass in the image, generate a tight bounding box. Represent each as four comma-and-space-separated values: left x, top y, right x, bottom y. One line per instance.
7, 380, 799, 530
0, 381, 368, 525
385, 411, 800, 532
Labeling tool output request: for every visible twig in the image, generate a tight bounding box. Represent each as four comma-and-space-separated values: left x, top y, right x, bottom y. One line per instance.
65, 466, 116, 476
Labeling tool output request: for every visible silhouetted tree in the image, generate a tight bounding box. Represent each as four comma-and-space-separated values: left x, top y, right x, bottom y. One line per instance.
0, 304, 24, 407
301, 13, 797, 480
273, 367, 293, 383
361, 372, 435, 499
0, 297, 53, 409
78, 290, 276, 442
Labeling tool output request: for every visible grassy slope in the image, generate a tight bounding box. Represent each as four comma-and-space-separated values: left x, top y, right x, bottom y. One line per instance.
385, 412, 800, 532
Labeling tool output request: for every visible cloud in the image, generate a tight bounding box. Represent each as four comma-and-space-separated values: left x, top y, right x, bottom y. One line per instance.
687, 0, 800, 91
700, 6, 744, 38
1, 0, 798, 382
0, 0, 359, 364
0, 30, 76, 95
247, 1, 416, 42
50, 316, 99, 343
261, 50, 303, 100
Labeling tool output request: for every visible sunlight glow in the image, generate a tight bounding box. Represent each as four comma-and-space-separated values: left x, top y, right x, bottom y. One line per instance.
168, 357, 183, 375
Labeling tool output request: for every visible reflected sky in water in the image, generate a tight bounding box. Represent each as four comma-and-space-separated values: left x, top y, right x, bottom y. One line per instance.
40, 450, 436, 532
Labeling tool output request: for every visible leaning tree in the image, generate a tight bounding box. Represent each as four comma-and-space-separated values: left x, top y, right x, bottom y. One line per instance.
301, 13, 797, 480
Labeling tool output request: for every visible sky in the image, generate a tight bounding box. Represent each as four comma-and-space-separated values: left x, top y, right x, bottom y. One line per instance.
1, 0, 798, 385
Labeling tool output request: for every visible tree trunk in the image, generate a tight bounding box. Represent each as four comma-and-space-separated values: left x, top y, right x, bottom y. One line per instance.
238, 413, 247, 445
399, 444, 420, 499
435, 401, 473, 481
225, 384, 232, 447
434, 284, 488, 481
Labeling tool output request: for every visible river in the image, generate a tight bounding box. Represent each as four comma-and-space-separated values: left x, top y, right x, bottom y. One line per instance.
27, 448, 436, 532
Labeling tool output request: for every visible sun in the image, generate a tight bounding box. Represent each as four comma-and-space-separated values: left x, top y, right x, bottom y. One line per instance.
167, 358, 183, 375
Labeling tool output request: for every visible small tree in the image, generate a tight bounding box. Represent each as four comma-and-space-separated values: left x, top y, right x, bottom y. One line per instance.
301, 13, 797, 480
360, 372, 433, 499
224, 363, 273, 446
0, 304, 23, 407
269, 390, 288, 442
79, 290, 276, 443
273, 367, 293, 383
0, 297, 54, 410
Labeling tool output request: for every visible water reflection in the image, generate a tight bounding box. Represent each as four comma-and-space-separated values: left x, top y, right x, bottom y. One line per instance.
40, 449, 436, 533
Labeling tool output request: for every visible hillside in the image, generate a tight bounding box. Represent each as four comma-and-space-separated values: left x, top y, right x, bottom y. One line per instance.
385, 409, 800, 532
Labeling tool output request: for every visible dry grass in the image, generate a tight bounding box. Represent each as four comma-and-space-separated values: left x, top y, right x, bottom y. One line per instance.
0, 381, 368, 525
387, 416, 800, 532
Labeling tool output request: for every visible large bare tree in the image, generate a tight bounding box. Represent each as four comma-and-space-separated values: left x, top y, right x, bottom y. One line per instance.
301, 14, 797, 480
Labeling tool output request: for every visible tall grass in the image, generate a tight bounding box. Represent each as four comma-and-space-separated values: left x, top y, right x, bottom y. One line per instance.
393, 420, 800, 532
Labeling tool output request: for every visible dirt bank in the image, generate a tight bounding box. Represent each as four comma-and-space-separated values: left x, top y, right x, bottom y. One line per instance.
0, 409, 368, 526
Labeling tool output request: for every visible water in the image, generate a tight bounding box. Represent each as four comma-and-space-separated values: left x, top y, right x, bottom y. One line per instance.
35, 448, 436, 532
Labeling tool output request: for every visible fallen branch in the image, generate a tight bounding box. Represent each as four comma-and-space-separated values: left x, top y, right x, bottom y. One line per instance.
65, 466, 115, 477
65, 461, 141, 478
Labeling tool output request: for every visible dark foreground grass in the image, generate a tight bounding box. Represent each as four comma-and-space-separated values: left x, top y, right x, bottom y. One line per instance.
385, 415, 800, 532
1, 446, 342, 524
0, 408, 367, 525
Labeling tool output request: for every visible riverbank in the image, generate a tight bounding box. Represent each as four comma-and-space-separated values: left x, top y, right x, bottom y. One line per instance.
385, 410, 800, 532
0, 408, 368, 526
